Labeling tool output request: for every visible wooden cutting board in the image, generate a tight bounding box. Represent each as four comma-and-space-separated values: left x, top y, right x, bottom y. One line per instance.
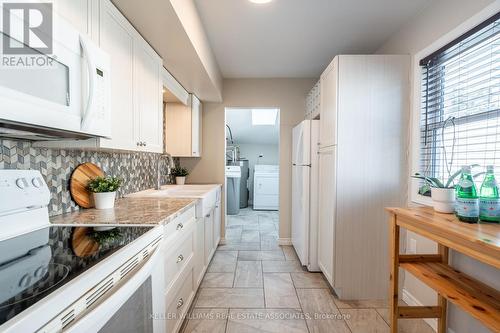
70, 162, 104, 208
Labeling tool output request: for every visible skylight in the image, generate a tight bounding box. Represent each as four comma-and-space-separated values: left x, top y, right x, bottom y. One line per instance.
251, 108, 278, 126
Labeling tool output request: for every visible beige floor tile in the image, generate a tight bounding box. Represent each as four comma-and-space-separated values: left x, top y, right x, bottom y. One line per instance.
242, 223, 260, 231
217, 242, 261, 251
261, 238, 281, 250
234, 261, 263, 288
282, 246, 300, 261
260, 250, 285, 260
263, 273, 301, 308
207, 251, 238, 273
296, 289, 351, 333
200, 273, 234, 288
238, 250, 285, 261
340, 308, 389, 333
262, 260, 304, 272
241, 230, 261, 242
195, 288, 264, 308
334, 298, 387, 309
182, 308, 228, 333
291, 272, 329, 289
226, 309, 308, 333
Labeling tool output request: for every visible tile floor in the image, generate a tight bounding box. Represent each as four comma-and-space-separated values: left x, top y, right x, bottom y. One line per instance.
182, 208, 435, 333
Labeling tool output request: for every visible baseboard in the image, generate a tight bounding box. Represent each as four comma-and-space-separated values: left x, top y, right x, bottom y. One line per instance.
402, 289, 437, 332
277, 238, 292, 245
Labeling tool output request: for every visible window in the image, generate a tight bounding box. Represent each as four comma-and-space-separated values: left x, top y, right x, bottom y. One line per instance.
418, 12, 499, 194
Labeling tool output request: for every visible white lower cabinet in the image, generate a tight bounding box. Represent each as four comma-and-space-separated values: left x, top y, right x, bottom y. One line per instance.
162, 187, 222, 332
194, 216, 205, 287
204, 209, 215, 266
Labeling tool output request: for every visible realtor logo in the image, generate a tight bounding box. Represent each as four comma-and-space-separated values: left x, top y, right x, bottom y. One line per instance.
2, 2, 53, 54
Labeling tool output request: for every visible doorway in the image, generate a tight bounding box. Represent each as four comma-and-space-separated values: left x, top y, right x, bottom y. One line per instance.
224, 108, 280, 247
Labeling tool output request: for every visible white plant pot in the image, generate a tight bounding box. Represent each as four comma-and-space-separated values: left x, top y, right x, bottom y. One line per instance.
93, 192, 117, 210
176, 177, 186, 185
431, 187, 455, 213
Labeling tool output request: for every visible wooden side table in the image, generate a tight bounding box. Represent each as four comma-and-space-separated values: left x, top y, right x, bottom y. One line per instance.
386, 207, 500, 333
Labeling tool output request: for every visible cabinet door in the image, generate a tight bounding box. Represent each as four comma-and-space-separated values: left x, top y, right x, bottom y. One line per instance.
204, 209, 214, 266
317, 146, 336, 286
99, 0, 137, 150
213, 196, 221, 247
55, 0, 91, 36
194, 217, 205, 287
191, 95, 202, 157
136, 41, 163, 153
319, 57, 338, 148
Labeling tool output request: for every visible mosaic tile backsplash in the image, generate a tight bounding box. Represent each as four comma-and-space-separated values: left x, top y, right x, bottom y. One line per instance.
0, 139, 174, 216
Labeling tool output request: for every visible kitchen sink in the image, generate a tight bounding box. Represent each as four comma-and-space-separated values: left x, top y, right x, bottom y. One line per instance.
127, 184, 221, 218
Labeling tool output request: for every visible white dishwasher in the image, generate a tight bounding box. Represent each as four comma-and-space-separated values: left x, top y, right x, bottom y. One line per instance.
253, 165, 279, 210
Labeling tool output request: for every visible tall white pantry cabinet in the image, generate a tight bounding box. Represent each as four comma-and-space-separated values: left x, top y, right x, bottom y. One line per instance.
318, 55, 410, 300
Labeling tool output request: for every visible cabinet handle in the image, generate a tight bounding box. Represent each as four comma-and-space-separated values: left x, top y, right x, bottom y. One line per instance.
176, 298, 184, 309
144, 142, 147, 146
137, 142, 141, 146
176, 223, 184, 230
177, 254, 184, 263
205, 213, 210, 218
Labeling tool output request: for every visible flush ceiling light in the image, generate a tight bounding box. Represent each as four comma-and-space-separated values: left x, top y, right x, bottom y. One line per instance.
249, 0, 272, 4
251, 108, 278, 126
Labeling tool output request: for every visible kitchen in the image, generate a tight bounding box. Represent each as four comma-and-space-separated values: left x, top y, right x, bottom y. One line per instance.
0, 0, 499, 333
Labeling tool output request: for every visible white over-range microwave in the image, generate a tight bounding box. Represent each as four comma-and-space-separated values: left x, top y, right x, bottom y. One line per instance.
0, 5, 111, 140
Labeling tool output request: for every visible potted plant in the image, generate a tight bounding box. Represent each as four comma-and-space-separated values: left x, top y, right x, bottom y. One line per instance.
87, 176, 122, 209
172, 167, 189, 185
413, 165, 483, 213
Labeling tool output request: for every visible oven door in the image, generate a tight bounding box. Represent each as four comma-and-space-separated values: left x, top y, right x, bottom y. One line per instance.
66, 242, 166, 333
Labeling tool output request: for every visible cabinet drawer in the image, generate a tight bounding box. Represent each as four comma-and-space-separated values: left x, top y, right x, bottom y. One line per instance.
164, 206, 196, 241
166, 269, 194, 333
164, 229, 194, 290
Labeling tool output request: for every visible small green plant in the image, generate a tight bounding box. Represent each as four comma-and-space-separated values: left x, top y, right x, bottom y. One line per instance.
172, 167, 189, 177
413, 164, 484, 195
87, 176, 122, 193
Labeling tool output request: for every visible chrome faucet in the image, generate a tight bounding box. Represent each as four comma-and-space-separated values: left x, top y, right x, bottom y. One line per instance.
156, 154, 175, 190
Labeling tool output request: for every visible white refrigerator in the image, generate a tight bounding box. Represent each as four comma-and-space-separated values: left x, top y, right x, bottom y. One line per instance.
291, 119, 320, 271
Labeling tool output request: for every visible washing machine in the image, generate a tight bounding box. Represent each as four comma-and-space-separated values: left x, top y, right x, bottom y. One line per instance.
253, 165, 279, 211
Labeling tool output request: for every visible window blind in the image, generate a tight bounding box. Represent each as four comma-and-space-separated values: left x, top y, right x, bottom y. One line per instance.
419, 12, 500, 191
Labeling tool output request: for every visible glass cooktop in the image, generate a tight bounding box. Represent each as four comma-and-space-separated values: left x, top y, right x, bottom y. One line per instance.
0, 225, 154, 326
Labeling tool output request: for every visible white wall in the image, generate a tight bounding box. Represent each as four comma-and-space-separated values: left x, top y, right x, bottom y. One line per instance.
377, 1, 499, 332
237, 143, 279, 203
180, 78, 315, 242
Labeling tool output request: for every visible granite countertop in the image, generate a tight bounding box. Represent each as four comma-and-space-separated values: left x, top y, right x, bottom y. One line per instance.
50, 197, 198, 226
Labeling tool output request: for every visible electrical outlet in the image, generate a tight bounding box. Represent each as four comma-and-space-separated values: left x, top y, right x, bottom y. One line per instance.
408, 238, 417, 254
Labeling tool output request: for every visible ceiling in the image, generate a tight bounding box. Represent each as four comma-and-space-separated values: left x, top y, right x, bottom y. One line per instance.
226, 108, 280, 145
193, 0, 432, 78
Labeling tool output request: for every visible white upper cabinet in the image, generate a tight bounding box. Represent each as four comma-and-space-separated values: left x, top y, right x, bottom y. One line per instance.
164, 94, 203, 157
40, 0, 164, 153
319, 57, 338, 148
98, 0, 137, 151
54, 0, 99, 40
135, 41, 163, 153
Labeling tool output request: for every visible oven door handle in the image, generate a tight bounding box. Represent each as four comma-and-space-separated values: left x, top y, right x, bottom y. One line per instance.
66, 240, 165, 333
80, 35, 96, 132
